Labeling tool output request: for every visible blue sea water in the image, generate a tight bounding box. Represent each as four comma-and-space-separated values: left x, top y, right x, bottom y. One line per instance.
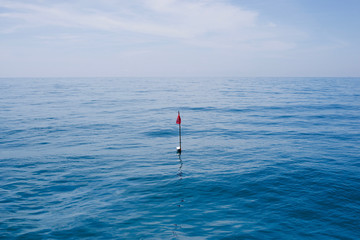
0, 77, 359, 239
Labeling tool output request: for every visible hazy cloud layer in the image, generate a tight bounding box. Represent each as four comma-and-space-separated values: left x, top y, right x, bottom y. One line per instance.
0, 0, 359, 77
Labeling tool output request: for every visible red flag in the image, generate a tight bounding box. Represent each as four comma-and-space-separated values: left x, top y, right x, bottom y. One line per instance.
176, 112, 181, 124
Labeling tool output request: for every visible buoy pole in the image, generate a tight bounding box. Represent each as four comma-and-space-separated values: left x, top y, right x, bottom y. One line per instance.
176, 111, 182, 154
179, 122, 181, 150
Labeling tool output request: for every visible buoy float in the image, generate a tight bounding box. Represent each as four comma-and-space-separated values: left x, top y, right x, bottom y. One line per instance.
176, 111, 182, 154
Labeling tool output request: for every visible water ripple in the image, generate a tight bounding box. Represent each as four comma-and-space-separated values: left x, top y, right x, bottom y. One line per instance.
1, 77, 359, 239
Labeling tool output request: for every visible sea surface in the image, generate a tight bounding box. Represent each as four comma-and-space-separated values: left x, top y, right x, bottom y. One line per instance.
1, 77, 359, 239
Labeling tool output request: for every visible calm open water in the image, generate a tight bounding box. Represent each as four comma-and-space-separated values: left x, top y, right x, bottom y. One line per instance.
1, 77, 359, 239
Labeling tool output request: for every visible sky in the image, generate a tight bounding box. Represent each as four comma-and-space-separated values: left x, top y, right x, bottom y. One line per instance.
0, 0, 359, 77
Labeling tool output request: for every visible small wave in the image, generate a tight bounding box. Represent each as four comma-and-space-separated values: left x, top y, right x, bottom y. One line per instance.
143, 129, 176, 138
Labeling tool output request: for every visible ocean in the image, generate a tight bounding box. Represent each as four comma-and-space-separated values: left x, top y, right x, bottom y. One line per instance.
1, 77, 359, 239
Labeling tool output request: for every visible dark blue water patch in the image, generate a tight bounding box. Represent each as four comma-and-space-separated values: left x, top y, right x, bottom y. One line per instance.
40, 184, 87, 194
155, 104, 360, 118
103, 142, 145, 150
183, 106, 219, 112
250, 104, 359, 113
184, 127, 328, 140
143, 128, 177, 138
178, 104, 360, 118
1, 129, 26, 136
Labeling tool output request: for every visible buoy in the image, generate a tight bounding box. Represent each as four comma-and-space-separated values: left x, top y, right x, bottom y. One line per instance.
176, 111, 182, 155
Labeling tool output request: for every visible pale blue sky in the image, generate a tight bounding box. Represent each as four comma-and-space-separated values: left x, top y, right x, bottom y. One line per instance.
1, 0, 359, 77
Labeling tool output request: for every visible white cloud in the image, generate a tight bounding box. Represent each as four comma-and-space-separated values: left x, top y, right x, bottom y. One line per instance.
0, 0, 272, 43
143, 0, 258, 35
0, 0, 309, 77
